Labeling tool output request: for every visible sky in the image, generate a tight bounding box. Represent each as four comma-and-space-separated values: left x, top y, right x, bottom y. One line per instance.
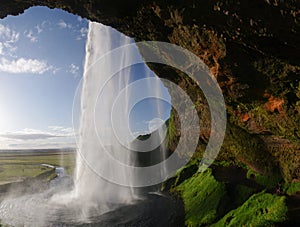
0, 6, 171, 150
0, 6, 87, 149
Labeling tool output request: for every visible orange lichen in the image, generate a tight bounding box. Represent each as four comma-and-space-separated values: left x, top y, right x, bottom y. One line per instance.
239, 113, 250, 122
264, 96, 284, 113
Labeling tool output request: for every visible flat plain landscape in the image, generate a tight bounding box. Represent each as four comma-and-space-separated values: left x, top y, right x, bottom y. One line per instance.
0, 150, 76, 185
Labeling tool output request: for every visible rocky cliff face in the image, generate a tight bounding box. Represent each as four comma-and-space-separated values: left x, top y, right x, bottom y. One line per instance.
1, 0, 299, 182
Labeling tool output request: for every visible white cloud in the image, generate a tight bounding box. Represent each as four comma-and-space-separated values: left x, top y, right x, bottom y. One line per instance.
0, 42, 3, 55
0, 24, 19, 43
68, 63, 80, 77
35, 25, 43, 34
0, 127, 76, 149
76, 27, 88, 40
1, 133, 59, 140
0, 57, 52, 74
25, 30, 38, 42
48, 126, 64, 131
58, 21, 67, 28
0, 24, 10, 37
52, 67, 61, 75
48, 126, 75, 135
0, 24, 19, 56
49, 125, 72, 132
0, 126, 74, 141
0, 128, 59, 140
58, 20, 72, 29
24, 23, 45, 43
147, 118, 165, 132
41, 20, 49, 28
2, 42, 17, 55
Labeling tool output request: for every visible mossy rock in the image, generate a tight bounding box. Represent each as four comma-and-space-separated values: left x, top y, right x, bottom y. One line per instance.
246, 168, 282, 190
173, 169, 226, 226
212, 192, 287, 226
284, 181, 300, 196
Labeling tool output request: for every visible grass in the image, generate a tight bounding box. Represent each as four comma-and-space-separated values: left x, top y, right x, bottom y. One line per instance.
0, 152, 75, 184
173, 169, 226, 227
212, 192, 287, 226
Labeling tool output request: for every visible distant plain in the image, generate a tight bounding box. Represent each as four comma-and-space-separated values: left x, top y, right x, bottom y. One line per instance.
0, 150, 75, 185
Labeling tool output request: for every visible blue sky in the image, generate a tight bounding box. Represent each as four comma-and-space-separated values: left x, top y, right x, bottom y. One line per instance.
0, 7, 88, 149
0, 7, 171, 149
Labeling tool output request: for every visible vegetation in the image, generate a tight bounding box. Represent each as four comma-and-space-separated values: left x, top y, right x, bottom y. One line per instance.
0, 152, 75, 184
172, 169, 226, 226
167, 158, 290, 226
246, 168, 282, 190
212, 192, 287, 226
284, 181, 300, 195
218, 123, 278, 175
166, 109, 178, 152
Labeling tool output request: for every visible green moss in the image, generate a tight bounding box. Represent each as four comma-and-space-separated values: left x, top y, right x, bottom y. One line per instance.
220, 123, 276, 175
254, 58, 300, 100
162, 159, 200, 191
235, 105, 300, 182
212, 192, 287, 226
173, 169, 226, 226
249, 104, 300, 141
237, 59, 300, 182
284, 181, 300, 195
213, 160, 233, 167
246, 168, 282, 190
214, 160, 248, 169
167, 108, 178, 151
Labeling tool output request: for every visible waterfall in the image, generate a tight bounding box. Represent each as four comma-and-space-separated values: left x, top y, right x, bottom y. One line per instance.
74, 22, 136, 209
73, 22, 170, 212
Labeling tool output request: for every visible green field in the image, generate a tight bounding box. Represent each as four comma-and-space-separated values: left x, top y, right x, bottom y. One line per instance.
0, 151, 76, 185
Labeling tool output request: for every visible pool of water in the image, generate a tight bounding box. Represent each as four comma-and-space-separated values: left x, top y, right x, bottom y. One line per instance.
0, 171, 184, 226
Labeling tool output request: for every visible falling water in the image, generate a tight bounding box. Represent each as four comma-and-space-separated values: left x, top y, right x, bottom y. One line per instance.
73, 21, 137, 209
72, 21, 170, 211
